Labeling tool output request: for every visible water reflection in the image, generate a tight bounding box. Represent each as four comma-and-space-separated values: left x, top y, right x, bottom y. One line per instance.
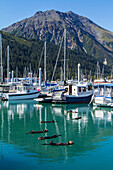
0, 101, 113, 164
92, 106, 113, 128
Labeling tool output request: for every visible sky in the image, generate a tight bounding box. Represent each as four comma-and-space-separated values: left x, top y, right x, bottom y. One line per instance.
0, 0, 113, 32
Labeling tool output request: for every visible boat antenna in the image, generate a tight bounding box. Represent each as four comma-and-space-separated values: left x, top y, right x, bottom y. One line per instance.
64, 29, 66, 81
66, 59, 70, 81
102, 65, 104, 79
44, 41, 46, 83
16, 67, 18, 82
78, 63, 81, 83
97, 61, 100, 79
60, 66, 63, 82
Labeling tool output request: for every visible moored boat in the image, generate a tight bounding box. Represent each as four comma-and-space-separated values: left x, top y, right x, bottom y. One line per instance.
2, 83, 40, 101
93, 83, 113, 107
52, 82, 93, 104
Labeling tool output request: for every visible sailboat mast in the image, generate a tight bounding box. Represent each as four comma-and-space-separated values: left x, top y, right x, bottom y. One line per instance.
64, 29, 66, 81
16, 67, 18, 82
7, 45, 9, 83
0, 34, 3, 83
78, 63, 81, 83
67, 60, 68, 80
44, 41, 46, 83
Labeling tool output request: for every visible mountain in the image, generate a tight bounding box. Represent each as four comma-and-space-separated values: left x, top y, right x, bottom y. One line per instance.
1, 10, 113, 79
2, 10, 113, 50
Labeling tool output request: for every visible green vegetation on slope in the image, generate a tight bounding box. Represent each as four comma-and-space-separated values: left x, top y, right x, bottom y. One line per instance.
0, 31, 112, 81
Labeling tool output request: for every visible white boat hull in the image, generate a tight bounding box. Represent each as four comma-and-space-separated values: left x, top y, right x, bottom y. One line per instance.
3, 90, 40, 101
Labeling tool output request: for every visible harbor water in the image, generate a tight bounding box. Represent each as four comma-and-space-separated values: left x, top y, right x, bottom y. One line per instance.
0, 100, 113, 170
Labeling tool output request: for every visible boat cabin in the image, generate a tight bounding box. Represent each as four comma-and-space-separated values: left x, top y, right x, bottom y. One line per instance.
64, 83, 93, 96
0, 84, 10, 93
94, 84, 113, 104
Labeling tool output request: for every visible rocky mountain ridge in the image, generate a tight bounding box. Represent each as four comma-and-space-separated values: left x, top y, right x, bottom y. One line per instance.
2, 10, 113, 52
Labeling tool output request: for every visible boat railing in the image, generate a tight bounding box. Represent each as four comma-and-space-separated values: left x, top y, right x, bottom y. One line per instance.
104, 89, 112, 97
9, 89, 17, 93
78, 91, 92, 96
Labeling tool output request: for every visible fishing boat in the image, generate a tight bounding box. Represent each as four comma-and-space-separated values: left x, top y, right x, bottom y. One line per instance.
52, 81, 93, 104
51, 63, 93, 104
93, 83, 113, 107
1, 83, 40, 101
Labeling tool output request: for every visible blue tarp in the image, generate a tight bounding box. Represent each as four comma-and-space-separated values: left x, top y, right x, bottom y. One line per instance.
94, 84, 113, 88
52, 89, 65, 92
45, 81, 57, 87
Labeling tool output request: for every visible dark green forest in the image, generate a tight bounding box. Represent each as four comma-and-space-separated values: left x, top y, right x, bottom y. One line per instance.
0, 31, 112, 81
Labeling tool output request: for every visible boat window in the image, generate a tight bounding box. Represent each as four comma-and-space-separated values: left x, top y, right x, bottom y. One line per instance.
78, 87, 81, 92
15, 86, 17, 90
18, 87, 22, 91
88, 85, 92, 90
65, 88, 68, 92
5, 87, 8, 91
99, 87, 104, 96
0, 86, 9, 92
105, 87, 111, 97
26, 87, 28, 90
112, 88, 113, 97
94, 87, 98, 95
83, 87, 86, 92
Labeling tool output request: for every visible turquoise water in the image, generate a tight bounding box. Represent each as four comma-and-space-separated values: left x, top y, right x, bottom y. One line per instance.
0, 100, 113, 170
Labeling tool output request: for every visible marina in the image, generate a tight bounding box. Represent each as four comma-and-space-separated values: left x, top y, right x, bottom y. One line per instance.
0, 3, 113, 169
1, 101, 113, 169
